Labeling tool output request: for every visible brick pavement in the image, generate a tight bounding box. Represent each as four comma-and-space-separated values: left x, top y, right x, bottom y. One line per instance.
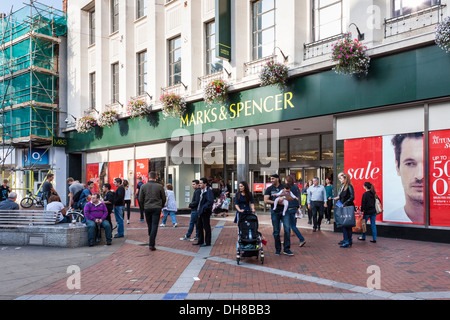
16, 213, 450, 300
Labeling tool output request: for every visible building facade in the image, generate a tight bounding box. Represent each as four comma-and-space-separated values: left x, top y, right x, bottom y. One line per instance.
65, 0, 450, 241
0, 2, 68, 203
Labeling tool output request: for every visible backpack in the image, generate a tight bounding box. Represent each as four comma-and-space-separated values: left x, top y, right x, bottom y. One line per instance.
72, 189, 83, 205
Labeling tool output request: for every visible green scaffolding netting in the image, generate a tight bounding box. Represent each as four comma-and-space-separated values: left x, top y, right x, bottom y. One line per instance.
1, 106, 56, 139
0, 72, 56, 107
0, 1, 67, 41
0, 1, 65, 140
0, 38, 55, 77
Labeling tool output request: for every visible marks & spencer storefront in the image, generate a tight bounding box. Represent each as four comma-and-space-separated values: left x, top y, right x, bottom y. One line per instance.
66, 44, 450, 242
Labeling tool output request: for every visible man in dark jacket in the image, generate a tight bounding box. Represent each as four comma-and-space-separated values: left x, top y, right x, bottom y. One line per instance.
180, 180, 201, 241
139, 171, 166, 251
113, 178, 125, 238
193, 177, 214, 247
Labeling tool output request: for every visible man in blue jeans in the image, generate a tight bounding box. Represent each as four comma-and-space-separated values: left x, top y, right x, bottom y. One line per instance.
180, 180, 201, 241
113, 178, 125, 238
284, 176, 306, 247
264, 174, 293, 256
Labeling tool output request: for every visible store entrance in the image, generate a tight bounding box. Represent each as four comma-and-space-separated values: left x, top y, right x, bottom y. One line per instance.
249, 167, 333, 211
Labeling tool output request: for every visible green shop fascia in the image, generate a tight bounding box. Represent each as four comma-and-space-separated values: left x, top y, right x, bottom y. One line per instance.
66, 44, 450, 153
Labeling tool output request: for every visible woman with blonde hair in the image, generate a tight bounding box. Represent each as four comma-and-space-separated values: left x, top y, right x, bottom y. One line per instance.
334, 172, 355, 248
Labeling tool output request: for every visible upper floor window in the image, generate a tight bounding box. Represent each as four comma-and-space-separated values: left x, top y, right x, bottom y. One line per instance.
89, 10, 95, 45
252, 0, 276, 60
112, 63, 119, 103
393, 0, 441, 17
137, 51, 147, 96
312, 0, 343, 41
136, 0, 147, 19
169, 37, 181, 86
90, 72, 96, 109
111, 0, 119, 33
205, 21, 223, 75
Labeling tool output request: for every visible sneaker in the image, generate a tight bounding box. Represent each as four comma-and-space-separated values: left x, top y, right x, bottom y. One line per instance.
139, 219, 144, 223
283, 250, 294, 256
180, 235, 190, 241
160, 223, 165, 227
190, 237, 198, 242
127, 220, 130, 224
173, 223, 178, 228
299, 241, 306, 247
275, 250, 280, 255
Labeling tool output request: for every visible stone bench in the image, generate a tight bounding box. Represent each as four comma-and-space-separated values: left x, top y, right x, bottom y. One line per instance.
0, 210, 88, 248
0, 223, 88, 248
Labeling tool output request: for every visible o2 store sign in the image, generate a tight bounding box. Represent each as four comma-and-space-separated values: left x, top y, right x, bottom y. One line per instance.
23, 149, 49, 166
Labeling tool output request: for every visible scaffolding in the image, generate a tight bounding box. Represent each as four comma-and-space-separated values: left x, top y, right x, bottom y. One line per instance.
0, 1, 66, 194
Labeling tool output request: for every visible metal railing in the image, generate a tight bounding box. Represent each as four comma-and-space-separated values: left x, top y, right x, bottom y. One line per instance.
244, 54, 276, 77
303, 33, 350, 60
384, 4, 447, 38
161, 82, 187, 96
198, 71, 225, 89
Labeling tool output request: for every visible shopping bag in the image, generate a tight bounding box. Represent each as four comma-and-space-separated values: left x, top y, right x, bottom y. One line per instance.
361, 218, 367, 233
334, 206, 356, 228
353, 213, 363, 233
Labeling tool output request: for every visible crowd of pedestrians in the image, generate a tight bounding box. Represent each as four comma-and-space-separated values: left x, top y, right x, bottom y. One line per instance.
0, 169, 380, 253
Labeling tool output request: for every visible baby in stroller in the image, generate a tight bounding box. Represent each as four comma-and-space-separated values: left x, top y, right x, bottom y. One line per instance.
273, 185, 298, 216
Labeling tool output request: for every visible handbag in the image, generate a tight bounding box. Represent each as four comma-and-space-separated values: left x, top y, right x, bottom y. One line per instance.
334, 206, 356, 228
375, 195, 383, 215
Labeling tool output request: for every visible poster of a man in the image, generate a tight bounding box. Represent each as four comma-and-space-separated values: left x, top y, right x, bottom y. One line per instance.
383, 132, 424, 224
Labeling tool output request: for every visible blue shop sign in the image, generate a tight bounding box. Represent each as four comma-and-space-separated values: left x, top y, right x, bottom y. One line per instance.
23, 149, 49, 166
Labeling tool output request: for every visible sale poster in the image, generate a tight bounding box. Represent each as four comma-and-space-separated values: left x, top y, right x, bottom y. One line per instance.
108, 161, 124, 191
86, 163, 99, 194
429, 130, 450, 227
344, 137, 383, 220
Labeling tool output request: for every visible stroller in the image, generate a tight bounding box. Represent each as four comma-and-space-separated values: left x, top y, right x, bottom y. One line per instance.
236, 213, 264, 265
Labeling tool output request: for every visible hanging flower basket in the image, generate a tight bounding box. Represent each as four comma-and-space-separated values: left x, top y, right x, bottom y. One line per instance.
75, 115, 97, 133
204, 79, 229, 106
259, 60, 289, 90
331, 36, 370, 76
97, 110, 119, 128
435, 16, 450, 53
127, 98, 152, 119
160, 92, 186, 118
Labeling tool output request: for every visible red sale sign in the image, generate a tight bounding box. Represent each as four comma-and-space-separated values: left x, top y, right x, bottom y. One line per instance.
429, 130, 450, 227
135, 159, 149, 206
108, 161, 124, 191
344, 137, 383, 219
86, 163, 99, 194
135, 159, 149, 184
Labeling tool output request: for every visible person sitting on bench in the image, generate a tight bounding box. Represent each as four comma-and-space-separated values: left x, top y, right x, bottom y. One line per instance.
0, 192, 19, 210
84, 193, 112, 246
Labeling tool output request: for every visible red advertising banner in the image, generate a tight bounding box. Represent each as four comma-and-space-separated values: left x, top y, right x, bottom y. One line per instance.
344, 137, 383, 220
135, 159, 149, 184
86, 163, 100, 194
135, 159, 149, 206
429, 129, 450, 227
108, 161, 124, 191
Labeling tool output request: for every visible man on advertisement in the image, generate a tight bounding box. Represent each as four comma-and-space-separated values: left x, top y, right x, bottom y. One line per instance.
384, 133, 424, 224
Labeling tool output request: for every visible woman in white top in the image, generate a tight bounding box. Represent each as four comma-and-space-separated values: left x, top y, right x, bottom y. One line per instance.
161, 184, 177, 227
47, 195, 70, 223
123, 180, 132, 224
